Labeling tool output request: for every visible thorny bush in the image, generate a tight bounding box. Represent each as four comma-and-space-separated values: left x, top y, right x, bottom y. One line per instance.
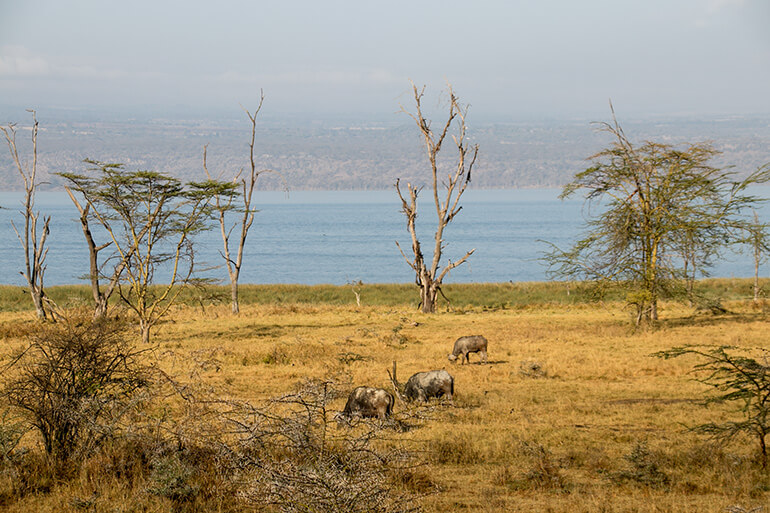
224, 378, 425, 513
0, 319, 428, 511
1, 310, 155, 463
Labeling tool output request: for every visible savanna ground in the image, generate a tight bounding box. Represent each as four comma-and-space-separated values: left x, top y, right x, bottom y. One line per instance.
1, 279, 769, 512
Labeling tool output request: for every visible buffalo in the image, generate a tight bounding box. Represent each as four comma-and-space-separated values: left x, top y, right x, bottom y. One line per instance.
404, 370, 454, 402
342, 386, 394, 419
448, 335, 488, 364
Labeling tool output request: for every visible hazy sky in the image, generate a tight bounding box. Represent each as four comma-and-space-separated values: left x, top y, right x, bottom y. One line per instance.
1, 0, 768, 121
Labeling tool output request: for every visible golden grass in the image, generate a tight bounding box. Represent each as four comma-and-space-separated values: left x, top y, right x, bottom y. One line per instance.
2, 299, 770, 512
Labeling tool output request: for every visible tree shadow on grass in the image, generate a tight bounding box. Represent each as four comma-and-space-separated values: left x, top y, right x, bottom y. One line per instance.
449, 359, 509, 366
196, 323, 286, 341
659, 310, 767, 330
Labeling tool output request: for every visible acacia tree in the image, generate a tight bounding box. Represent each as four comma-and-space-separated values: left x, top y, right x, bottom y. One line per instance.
203, 92, 277, 314
60, 161, 234, 343
674, 218, 725, 306
655, 346, 770, 468
545, 109, 770, 326
60, 183, 126, 318
395, 83, 478, 313
1, 110, 52, 320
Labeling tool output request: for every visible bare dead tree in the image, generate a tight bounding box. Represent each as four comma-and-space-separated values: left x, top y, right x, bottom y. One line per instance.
396, 83, 478, 313
1, 110, 52, 320
204, 92, 282, 314
348, 279, 363, 307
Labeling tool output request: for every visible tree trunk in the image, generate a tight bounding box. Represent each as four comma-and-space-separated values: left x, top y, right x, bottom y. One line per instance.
230, 279, 240, 314
31, 289, 47, 320
755, 258, 761, 303
420, 282, 438, 313
140, 322, 151, 345
94, 296, 109, 318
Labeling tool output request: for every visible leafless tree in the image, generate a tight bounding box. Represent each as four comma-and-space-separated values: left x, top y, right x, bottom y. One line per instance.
1, 110, 52, 320
396, 83, 478, 313
204, 92, 281, 314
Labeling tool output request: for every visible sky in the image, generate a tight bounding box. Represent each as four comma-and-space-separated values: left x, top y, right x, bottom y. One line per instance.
0, 0, 769, 122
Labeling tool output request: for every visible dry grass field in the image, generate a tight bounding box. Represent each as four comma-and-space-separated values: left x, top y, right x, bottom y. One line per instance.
1, 284, 770, 512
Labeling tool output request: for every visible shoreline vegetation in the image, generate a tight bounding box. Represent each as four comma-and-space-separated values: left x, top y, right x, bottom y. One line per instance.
0, 278, 765, 313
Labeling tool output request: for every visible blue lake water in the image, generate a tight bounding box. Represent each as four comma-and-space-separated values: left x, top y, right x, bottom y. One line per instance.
0, 188, 768, 286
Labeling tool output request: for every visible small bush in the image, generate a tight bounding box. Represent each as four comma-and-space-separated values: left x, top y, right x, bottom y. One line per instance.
338, 352, 370, 365
0, 450, 56, 501
261, 346, 290, 365
2, 310, 155, 463
389, 467, 438, 494
513, 441, 569, 491
610, 441, 669, 488
147, 452, 199, 504
519, 360, 548, 378
0, 410, 25, 462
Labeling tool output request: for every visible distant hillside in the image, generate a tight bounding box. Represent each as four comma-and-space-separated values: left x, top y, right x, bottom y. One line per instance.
1, 114, 768, 191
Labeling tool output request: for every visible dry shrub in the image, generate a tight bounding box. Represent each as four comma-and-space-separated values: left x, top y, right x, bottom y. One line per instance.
381, 324, 410, 346
0, 450, 56, 503
338, 352, 370, 365
513, 441, 569, 491
0, 410, 25, 462
228, 378, 423, 513
262, 346, 290, 365
79, 438, 152, 489
679, 441, 728, 469
491, 465, 515, 487
519, 360, 548, 378
147, 452, 199, 506
390, 467, 439, 495
2, 310, 156, 464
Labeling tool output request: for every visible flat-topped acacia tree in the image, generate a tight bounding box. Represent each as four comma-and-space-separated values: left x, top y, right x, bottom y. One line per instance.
396, 83, 478, 313
61, 161, 234, 343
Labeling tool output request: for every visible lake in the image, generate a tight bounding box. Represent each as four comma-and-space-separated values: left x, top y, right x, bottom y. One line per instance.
0, 189, 768, 286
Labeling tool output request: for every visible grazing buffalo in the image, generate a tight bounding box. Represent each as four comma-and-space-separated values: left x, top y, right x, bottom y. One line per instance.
404, 370, 454, 402
342, 386, 394, 419
448, 335, 488, 364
